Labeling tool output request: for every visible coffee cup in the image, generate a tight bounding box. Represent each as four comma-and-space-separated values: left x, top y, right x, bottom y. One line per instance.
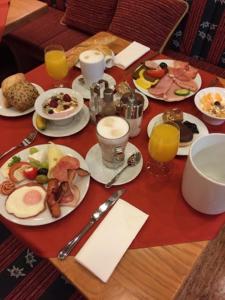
96, 116, 130, 169
79, 50, 114, 87
182, 133, 225, 215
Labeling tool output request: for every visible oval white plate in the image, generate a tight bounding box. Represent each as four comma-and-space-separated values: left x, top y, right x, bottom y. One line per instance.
85, 142, 143, 185
147, 112, 209, 156
32, 104, 90, 137
133, 59, 202, 102
0, 83, 44, 117
0, 144, 90, 226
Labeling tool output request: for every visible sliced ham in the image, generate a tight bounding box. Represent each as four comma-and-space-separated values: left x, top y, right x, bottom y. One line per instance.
52, 155, 80, 182
145, 60, 159, 69
149, 74, 173, 97
58, 169, 80, 207
173, 78, 198, 92
165, 82, 184, 101
174, 60, 189, 69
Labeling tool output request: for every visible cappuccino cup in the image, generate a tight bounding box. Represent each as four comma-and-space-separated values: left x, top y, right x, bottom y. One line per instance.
96, 116, 130, 169
79, 50, 114, 87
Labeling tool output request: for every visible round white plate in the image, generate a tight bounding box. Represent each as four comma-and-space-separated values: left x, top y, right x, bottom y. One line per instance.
133, 59, 202, 102
113, 90, 149, 112
72, 73, 116, 99
85, 142, 143, 185
0, 83, 44, 117
0, 144, 90, 226
32, 104, 90, 137
147, 112, 209, 156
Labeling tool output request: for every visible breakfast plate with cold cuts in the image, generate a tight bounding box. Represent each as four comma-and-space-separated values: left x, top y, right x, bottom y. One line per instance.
133, 59, 202, 102
0, 143, 90, 226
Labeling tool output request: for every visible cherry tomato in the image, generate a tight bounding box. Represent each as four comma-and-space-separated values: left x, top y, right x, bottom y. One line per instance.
146, 68, 166, 78
23, 167, 38, 180
8, 162, 31, 183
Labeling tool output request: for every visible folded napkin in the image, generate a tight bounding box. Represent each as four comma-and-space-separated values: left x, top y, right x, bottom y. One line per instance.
75, 199, 149, 282
114, 41, 150, 69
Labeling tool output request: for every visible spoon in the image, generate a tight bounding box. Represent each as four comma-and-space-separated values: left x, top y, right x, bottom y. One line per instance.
105, 152, 141, 188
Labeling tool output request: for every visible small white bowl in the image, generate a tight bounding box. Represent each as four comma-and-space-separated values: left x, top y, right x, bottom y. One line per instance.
35, 88, 84, 125
194, 87, 225, 125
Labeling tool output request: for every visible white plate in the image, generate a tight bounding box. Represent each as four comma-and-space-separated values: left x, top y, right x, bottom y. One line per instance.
113, 90, 149, 112
147, 112, 209, 156
133, 59, 202, 102
0, 144, 90, 226
72, 73, 116, 99
32, 104, 90, 137
85, 142, 143, 185
0, 83, 44, 117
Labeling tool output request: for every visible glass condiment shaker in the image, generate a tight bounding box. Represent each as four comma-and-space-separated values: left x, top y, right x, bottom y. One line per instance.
120, 91, 144, 137
101, 88, 116, 117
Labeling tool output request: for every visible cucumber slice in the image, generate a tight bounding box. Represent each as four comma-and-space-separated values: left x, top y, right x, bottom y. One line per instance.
175, 89, 190, 96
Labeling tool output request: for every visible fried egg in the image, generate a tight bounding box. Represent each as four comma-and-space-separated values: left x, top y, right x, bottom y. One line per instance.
5, 185, 46, 218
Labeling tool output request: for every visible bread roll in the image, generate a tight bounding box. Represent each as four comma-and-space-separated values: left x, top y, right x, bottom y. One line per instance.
5, 81, 39, 112
1, 73, 26, 108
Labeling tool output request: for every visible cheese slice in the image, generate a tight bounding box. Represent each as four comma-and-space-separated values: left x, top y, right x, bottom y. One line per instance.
47, 143, 64, 178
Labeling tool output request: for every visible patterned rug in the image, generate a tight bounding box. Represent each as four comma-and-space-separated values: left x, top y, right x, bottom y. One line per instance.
0, 222, 86, 300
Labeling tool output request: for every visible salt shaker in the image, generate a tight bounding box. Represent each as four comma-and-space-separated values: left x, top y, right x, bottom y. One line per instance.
101, 88, 116, 117
90, 83, 101, 123
120, 91, 144, 137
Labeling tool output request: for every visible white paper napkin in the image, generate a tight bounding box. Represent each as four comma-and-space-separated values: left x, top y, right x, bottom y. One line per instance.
75, 199, 149, 282
114, 41, 150, 69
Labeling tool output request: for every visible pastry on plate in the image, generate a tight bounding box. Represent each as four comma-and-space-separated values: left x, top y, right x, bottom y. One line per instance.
6, 81, 39, 112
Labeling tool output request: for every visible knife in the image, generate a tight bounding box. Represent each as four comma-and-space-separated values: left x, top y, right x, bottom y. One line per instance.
58, 189, 126, 260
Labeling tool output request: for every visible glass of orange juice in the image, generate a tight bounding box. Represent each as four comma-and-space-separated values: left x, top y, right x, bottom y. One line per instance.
44, 44, 68, 87
147, 121, 180, 176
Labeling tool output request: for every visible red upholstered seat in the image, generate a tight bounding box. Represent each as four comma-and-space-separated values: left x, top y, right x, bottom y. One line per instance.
109, 0, 188, 52
3, 8, 90, 72
64, 0, 118, 35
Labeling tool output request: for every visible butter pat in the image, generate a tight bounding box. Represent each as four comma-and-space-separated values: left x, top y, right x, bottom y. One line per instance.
75, 199, 149, 282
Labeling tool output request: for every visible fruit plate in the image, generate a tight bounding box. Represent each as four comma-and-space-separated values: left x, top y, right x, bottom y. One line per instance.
133, 59, 202, 102
0, 144, 90, 226
147, 112, 209, 156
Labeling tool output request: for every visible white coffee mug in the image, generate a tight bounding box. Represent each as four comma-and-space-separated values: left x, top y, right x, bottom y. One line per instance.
79, 50, 114, 87
182, 133, 225, 215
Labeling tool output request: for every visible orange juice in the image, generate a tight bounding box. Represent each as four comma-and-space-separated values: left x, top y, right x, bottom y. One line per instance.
45, 50, 68, 80
148, 123, 180, 162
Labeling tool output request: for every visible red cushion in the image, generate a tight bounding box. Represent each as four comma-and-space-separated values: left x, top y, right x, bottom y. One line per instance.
7, 8, 65, 46
109, 0, 188, 52
64, 0, 118, 34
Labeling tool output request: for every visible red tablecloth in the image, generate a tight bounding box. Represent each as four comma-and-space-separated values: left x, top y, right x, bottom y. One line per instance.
1, 56, 225, 258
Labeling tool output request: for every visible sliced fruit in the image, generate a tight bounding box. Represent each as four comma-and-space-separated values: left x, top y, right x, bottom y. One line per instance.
23, 167, 38, 180
146, 68, 166, 78
135, 69, 160, 89
142, 71, 159, 85
36, 114, 47, 130
174, 89, 190, 96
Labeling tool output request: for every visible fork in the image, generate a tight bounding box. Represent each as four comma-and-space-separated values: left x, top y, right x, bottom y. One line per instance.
0, 130, 38, 159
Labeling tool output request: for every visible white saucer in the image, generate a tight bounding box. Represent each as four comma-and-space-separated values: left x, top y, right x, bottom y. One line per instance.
85, 142, 143, 185
32, 104, 90, 137
72, 73, 116, 99
147, 112, 209, 156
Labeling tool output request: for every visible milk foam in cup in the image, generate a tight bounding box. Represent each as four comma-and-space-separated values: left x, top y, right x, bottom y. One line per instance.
79, 50, 105, 87
96, 116, 130, 169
